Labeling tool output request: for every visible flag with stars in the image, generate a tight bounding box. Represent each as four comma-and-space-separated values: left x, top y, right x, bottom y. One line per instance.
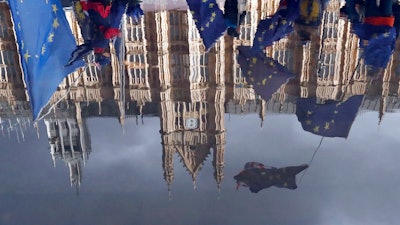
234, 162, 308, 193
8, 0, 84, 121
251, 0, 299, 53
186, 0, 227, 51
296, 95, 364, 138
352, 23, 396, 69
237, 46, 296, 101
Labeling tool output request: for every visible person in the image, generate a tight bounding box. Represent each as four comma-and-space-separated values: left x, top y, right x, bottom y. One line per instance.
223, 0, 247, 37
294, 0, 326, 43
341, 0, 398, 79
67, 0, 143, 67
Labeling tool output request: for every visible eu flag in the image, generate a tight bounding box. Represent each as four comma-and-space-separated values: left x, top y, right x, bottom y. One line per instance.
237, 46, 296, 101
186, 0, 227, 51
352, 23, 396, 69
296, 95, 364, 138
8, 0, 84, 121
234, 162, 308, 193
252, 0, 299, 53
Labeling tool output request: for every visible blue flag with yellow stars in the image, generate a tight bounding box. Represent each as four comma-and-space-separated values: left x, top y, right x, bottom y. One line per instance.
8, 0, 84, 121
352, 24, 396, 69
234, 162, 308, 193
237, 46, 296, 101
186, 0, 228, 50
252, 0, 300, 53
296, 95, 364, 138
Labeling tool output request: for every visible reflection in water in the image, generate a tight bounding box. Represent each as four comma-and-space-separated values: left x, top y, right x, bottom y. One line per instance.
341, 0, 397, 78
223, 0, 247, 37
252, 0, 300, 52
66, 0, 144, 67
186, 0, 228, 50
296, 95, 364, 138
234, 162, 308, 193
237, 46, 296, 101
7, 0, 85, 120
1, 0, 400, 192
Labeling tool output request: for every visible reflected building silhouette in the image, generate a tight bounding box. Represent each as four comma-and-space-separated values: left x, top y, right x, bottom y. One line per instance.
3, 0, 400, 189
0, 2, 30, 140
145, 10, 226, 189
44, 104, 91, 190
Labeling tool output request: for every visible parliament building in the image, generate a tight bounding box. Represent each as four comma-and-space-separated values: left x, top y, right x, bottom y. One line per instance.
1, 0, 400, 190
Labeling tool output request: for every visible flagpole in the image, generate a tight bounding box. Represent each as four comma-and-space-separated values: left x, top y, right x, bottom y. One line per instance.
118, 9, 127, 131
316, 6, 327, 77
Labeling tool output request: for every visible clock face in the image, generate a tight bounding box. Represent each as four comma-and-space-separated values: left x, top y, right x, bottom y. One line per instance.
185, 118, 198, 129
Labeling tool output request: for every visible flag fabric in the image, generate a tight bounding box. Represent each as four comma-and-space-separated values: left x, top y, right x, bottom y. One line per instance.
296, 95, 364, 138
8, 0, 84, 121
352, 23, 396, 69
251, 0, 299, 53
186, 0, 228, 50
237, 46, 296, 101
234, 162, 308, 193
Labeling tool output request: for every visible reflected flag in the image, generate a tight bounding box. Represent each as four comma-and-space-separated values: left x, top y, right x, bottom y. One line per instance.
65, 42, 92, 67
8, 0, 84, 121
237, 46, 296, 101
234, 162, 308, 193
296, 95, 364, 138
353, 24, 396, 69
252, 0, 299, 53
186, 0, 228, 50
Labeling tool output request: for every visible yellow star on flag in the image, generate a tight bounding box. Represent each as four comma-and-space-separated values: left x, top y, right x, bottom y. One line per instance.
313, 126, 320, 133
269, 24, 274, 30
262, 78, 267, 85
53, 18, 60, 28
41, 45, 46, 55
23, 50, 31, 62
48, 32, 54, 42
52, 4, 58, 13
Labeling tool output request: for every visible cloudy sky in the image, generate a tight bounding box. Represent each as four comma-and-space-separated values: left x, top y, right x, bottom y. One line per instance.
3, 0, 400, 224
1, 111, 400, 225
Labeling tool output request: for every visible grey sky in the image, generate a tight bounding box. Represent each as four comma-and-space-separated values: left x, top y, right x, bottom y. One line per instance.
1, 112, 400, 225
